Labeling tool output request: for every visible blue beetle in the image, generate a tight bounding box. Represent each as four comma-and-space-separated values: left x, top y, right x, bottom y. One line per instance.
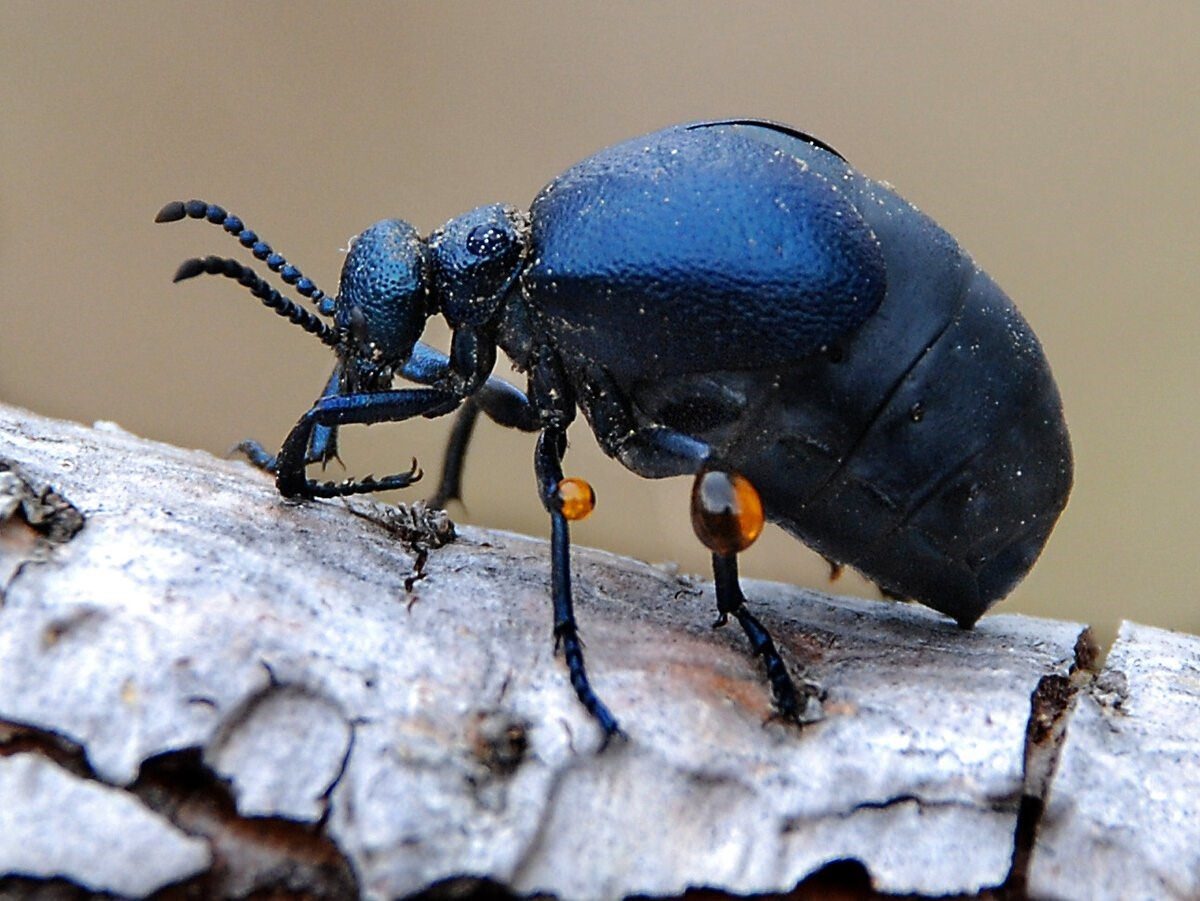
158, 119, 1072, 741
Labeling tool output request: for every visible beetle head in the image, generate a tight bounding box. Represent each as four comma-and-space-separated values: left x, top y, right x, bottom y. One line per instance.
335, 218, 433, 391
428, 204, 527, 330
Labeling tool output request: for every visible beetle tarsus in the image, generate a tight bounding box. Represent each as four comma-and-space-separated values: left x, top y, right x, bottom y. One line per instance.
301, 460, 423, 499
555, 605, 626, 746
235, 425, 340, 477
272, 388, 455, 500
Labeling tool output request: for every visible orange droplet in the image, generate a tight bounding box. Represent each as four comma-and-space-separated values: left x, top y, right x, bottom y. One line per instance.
557, 478, 595, 521
690, 470, 764, 555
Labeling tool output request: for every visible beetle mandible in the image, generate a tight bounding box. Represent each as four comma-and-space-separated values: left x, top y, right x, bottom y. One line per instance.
158, 119, 1072, 742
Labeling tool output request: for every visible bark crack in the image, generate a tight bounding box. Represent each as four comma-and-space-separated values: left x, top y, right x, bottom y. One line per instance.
130, 749, 360, 899
0, 719, 360, 898
319, 717, 357, 827
0, 719, 97, 779
1002, 625, 1102, 898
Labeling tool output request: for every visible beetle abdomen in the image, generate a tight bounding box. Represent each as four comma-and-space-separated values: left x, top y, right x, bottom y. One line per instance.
633, 265, 1071, 625
523, 125, 886, 379
754, 266, 1071, 626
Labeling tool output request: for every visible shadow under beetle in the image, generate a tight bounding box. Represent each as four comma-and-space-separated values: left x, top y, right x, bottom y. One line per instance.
159, 119, 1072, 743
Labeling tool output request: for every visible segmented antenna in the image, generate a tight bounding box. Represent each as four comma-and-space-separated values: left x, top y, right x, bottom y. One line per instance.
156, 200, 336, 315
173, 256, 340, 347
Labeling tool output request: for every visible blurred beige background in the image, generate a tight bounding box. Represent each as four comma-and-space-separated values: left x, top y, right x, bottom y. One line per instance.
1, 3, 1196, 644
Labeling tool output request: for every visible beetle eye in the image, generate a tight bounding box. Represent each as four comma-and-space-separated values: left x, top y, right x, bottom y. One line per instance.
691, 470, 764, 555
466, 223, 511, 258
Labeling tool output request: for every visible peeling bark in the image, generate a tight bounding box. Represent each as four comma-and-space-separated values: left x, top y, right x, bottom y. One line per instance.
0, 403, 1197, 900
0, 749, 210, 895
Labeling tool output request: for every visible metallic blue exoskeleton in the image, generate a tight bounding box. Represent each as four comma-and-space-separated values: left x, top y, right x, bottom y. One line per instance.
159, 119, 1072, 742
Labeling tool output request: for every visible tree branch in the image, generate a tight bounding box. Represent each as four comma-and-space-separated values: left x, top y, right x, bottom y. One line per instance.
0, 403, 1196, 899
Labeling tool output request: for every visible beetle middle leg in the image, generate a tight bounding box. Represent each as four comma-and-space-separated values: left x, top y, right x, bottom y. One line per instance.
427, 377, 542, 509
534, 426, 624, 745
575, 364, 711, 479
394, 342, 542, 509
527, 347, 624, 744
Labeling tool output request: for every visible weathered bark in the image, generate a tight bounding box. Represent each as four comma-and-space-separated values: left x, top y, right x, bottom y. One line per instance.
1027, 622, 1200, 900
0, 403, 1196, 900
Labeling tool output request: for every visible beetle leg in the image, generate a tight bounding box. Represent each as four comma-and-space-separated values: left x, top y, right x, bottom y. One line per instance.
236, 439, 279, 473
401, 341, 540, 508
274, 387, 459, 499
535, 427, 625, 746
427, 378, 541, 508
303, 367, 345, 468
427, 400, 480, 509
692, 469, 820, 725
712, 553, 819, 724
237, 366, 344, 475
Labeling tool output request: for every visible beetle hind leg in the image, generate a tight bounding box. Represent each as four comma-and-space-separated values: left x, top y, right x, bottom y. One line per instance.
692, 468, 822, 725
712, 553, 822, 724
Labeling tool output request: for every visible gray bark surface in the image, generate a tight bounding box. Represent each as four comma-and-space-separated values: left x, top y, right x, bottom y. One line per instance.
0, 402, 1195, 899
1028, 622, 1200, 900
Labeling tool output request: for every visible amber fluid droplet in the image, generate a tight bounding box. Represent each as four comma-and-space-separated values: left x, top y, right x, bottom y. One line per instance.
690, 470, 764, 555
557, 478, 595, 521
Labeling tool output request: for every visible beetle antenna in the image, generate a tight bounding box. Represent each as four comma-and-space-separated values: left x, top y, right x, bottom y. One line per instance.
173, 256, 340, 348
156, 200, 335, 316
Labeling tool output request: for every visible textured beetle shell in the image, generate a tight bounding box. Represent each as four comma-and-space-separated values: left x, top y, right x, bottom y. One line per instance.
523, 125, 887, 379
522, 121, 1072, 626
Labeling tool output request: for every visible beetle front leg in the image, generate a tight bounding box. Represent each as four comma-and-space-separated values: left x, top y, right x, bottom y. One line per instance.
534, 427, 625, 746
276, 387, 458, 499
693, 469, 822, 725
